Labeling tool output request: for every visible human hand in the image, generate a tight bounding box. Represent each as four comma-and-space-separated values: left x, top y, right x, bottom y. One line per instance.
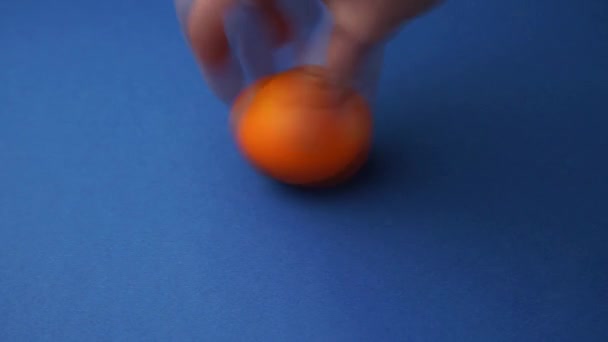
176, 0, 439, 103
321, 0, 439, 83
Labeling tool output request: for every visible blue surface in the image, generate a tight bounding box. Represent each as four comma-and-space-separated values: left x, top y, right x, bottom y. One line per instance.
1, 0, 607, 340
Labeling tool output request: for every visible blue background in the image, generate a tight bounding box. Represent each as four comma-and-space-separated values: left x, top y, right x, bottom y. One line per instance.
1, 0, 607, 340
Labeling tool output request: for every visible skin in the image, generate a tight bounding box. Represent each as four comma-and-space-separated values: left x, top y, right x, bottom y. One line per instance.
186, 0, 440, 92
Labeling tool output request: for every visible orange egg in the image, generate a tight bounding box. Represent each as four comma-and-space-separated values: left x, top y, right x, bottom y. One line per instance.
230, 65, 373, 186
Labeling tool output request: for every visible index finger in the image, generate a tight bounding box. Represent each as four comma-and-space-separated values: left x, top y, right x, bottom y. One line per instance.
187, 0, 238, 69
187, 0, 293, 69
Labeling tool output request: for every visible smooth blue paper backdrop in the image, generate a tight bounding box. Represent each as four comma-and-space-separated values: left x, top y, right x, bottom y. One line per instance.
1, 0, 607, 340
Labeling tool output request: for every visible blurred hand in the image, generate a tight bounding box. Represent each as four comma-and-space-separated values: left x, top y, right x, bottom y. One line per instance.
321, 0, 439, 84
182, 0, 439, 102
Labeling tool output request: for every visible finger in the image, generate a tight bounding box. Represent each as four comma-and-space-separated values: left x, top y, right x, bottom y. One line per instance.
187, 0, 238, 69
257, 0, 293, 46
322, 0, 440, 88
325, 26, 369, 88
229, 4, 277, 82
293, 2, 330, 67
184, 0, 246, 103
186, 0, 292, 102
187, 0, 290, 68
280, 0, 324, 61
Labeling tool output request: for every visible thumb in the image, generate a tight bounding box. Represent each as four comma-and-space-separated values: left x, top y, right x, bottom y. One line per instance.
322, 1, 381, 91
324, 26, 370, 88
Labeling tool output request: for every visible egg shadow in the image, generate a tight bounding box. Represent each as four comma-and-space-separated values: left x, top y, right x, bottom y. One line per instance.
270, 149, 393, 198
268, 113, 439, 206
